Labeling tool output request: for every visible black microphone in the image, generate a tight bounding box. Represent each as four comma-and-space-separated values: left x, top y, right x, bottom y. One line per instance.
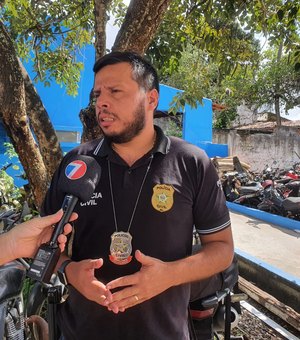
27, 155, 101, 283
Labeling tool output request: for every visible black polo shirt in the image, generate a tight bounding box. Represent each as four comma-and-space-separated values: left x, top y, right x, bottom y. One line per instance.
42, 125, 230, 340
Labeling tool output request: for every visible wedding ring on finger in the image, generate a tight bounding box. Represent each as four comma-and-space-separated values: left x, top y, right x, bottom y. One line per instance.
134, 295, 139, 302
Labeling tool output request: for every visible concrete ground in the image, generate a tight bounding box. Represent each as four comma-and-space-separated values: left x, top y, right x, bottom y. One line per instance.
230, 210, 300, 279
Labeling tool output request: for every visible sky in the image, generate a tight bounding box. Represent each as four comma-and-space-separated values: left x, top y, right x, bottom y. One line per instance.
282, 108, 300, 121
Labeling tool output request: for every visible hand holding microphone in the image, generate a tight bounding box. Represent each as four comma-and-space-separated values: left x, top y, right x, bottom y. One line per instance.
27, 155, 101, 283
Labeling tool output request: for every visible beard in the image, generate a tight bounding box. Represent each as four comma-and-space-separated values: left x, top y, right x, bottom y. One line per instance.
101, 102, 146, 144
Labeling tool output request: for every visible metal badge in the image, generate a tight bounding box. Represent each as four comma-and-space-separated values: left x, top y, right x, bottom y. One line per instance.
109, 231, 133, 265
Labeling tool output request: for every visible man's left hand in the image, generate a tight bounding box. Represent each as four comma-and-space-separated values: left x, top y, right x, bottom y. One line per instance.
106, 250, 172, 313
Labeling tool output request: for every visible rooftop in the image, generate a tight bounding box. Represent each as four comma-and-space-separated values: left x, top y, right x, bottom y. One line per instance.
234, 120, 300, 133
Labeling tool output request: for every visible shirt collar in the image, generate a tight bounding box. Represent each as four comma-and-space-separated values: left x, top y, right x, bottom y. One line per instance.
93, 125, 170, 158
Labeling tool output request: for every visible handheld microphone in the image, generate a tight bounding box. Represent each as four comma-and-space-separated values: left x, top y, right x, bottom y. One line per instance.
27, 155, 101, 283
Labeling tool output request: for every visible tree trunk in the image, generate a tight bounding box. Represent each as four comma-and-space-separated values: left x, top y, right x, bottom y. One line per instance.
274, 95, 281, 126
94, 0, 112, 60
0, 20, 48, 209
275, 41, 283, 126
79, 91, 102, 143
80, 0, 112, 142
113, 0, 172, 54
20, 63, 63, 180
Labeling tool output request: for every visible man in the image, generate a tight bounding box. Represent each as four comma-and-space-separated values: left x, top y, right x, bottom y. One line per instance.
0, 210, 75, 265
42, 51, 234, 340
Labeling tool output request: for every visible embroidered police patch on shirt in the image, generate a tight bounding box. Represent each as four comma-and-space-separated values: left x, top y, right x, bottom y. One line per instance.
152, 184, 174, 212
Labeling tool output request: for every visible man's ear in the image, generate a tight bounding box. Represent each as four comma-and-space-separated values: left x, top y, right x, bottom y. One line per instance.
147, 89, 159, 109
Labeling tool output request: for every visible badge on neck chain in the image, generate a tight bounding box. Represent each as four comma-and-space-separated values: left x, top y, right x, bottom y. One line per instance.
109, 231, 133, 265
108, 155, 154, 266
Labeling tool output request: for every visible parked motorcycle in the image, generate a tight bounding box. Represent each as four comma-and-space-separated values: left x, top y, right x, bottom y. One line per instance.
189, 232, 246, 340
189, 287, 245, 340
222, 172, 243, 202
221, 160, 300, 218
232, 181, 264, 208
0, 209, 51, 340
257, 185, 300, 220
222, 172, 264, 208
281, 180, 300, 197
0, 260, 27, 340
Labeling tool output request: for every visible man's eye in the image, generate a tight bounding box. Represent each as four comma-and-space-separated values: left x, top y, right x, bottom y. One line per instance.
91, 93, 99, 105
111, 89, 120, 93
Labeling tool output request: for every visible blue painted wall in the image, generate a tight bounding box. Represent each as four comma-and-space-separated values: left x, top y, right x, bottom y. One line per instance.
182, 99, 228, 157
27, 44, 95, 133
157, 84, 182, 111
183, 99, 213, 143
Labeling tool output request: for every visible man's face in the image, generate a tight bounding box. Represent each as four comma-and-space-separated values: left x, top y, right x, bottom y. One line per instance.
93, 62, 151, 144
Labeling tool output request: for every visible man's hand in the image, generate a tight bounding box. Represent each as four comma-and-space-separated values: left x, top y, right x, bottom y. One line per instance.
66, 259, 112, 306
106, 250, 172, 313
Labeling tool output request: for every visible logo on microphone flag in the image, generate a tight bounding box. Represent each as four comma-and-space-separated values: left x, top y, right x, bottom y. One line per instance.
65, 160, 87, 180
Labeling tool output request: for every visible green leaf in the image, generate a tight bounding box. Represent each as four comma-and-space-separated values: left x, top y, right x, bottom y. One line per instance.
277, 9, 284, 21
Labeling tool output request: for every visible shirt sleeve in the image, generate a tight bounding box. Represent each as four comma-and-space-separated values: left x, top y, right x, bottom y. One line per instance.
193, 152, 230, 234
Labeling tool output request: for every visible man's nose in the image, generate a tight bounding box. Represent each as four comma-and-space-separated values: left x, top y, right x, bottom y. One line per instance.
96, 92, 110, 108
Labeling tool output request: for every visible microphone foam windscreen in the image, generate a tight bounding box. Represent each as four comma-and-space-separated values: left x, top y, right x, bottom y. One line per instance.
58, 155, 101, 202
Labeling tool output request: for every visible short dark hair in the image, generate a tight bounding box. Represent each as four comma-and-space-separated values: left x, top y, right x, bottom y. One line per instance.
93, 51, 159, 93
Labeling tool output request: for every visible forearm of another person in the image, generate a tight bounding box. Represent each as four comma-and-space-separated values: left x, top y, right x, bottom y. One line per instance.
0, 232, 18, 265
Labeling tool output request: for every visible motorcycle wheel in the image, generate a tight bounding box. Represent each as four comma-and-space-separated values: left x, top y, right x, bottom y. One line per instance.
269, 206, 285, 216
26, 282, 48, 340
244, 198, 261, 209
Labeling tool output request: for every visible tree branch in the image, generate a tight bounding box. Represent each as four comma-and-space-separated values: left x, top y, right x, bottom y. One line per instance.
112, 0, 172, 54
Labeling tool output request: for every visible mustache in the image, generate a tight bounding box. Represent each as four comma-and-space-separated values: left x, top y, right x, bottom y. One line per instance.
101, 108, 111, 115
98, 108, 113, 115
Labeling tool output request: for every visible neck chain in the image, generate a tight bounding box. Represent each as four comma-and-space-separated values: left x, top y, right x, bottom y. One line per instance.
111, 131, 157, 159
108, 154, 154, 265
